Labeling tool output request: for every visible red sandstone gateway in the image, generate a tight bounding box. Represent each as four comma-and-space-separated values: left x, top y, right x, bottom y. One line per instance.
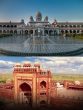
13, 63, 56, 107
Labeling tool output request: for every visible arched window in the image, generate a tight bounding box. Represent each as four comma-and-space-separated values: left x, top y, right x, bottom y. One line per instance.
61, 25, 64, 27
73, 25, 76, 28
73, 30, 76, 33
61, 30, 64, 33
3, 30, 6, 33
11, 25, 13, 28
10, 30, 13, 34
70, 30, 72, 33
65, 30, 68, 33
3, 25, 6, 28
7, 25, 10, 28
77, 30, 79, 33
14, 30, 17, 34
77, 25, 80, 27
70, 25, 72, 28
65, 25, 68, 27
7, 30, 9, 33
0, 25, 2, 27
14, 25, 17, 28
40, 81, 46, 88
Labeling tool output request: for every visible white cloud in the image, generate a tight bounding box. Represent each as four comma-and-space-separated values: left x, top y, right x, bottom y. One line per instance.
0, 60, 16, 73
0, 60, 15, 65
34, 57, 83, 74
0, 57, 83, 74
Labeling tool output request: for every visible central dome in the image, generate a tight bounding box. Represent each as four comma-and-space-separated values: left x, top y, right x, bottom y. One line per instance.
36, 12, 42, 21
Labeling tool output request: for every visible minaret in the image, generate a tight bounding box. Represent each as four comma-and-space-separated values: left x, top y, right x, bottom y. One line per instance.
44, 16, 48, 22
29, 16, 34, 22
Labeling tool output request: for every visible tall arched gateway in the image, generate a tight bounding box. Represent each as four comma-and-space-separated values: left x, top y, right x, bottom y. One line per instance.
19, 83, 32, 105
13, 63, 56, 108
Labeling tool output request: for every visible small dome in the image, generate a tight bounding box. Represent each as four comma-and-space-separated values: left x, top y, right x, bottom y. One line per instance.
15, 63, 21, 67
34, 63, 40, 68
29, 16, 34, 22
23, 61, 31, 67
36, 11, 42, 21
23, 63, 31, 67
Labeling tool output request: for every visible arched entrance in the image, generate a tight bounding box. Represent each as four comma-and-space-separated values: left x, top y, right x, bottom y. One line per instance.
44, 30, 48, 36
19, 82, 32, 105
40, 100, 46, 104
25, 30, 28, 35
35, 29, 43, 36
54, 30, 57, 35
49, 30, 53, 36
38, 28, 43, 36
40, 100, 47, 107
29, 30, 33, 35
35, 30, 38, 36
61, 30, 64, 35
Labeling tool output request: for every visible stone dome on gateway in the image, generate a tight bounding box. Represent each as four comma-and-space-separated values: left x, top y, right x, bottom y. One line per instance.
36, 11, 42, 21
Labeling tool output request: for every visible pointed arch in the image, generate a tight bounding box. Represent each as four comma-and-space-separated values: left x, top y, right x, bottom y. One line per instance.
20, 82, 31, 91
40, 81, 46, 88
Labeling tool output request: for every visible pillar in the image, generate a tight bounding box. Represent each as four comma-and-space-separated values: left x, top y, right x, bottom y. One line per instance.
42, 29, 44, 36
32, 76, 37, 107
33, 29, 35, 36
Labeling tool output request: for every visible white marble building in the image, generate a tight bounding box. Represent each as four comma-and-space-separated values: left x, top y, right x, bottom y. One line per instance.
0, 12, 83, 36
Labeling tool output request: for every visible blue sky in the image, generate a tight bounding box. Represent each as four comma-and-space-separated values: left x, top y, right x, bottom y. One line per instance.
0, 57, 83, 74
0, 0, 83, 23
